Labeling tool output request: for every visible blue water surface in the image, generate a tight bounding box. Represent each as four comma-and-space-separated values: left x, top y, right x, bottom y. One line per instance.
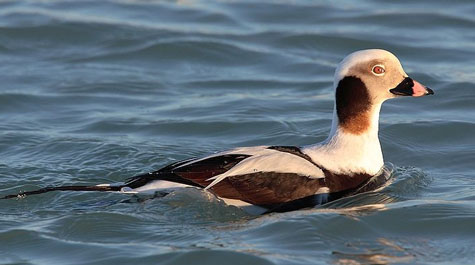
1, 1, 475, 264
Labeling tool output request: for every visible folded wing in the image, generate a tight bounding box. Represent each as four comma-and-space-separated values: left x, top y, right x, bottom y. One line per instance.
124, 146, 327, 205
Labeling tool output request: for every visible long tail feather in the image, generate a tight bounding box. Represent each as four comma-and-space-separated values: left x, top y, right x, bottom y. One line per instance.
1, 184, 122, 200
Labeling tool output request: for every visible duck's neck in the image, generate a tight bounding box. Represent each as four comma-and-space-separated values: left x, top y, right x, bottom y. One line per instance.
303, 103, 384, 176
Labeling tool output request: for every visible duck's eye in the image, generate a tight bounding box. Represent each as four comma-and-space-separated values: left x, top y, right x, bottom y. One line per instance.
372, 65, 385, 76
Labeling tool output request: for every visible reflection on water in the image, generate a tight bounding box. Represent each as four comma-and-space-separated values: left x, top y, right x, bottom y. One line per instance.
332, 237, 415, 265
1, 0, 474, 264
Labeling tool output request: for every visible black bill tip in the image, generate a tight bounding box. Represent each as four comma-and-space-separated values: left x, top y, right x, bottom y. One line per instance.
426, 87, 434, 95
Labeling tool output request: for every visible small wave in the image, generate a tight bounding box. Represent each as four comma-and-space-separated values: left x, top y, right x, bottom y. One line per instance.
0, 4, 247, 34
72, 38, 273, 68
384, 166, 432, 199
344, 11, 475, 28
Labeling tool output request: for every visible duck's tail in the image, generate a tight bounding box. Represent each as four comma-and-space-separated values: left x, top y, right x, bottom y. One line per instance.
1, 184, 122, 200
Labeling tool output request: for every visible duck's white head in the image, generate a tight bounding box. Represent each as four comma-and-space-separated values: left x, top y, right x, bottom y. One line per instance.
332, 49, 433, 135
304, 49, 433, 176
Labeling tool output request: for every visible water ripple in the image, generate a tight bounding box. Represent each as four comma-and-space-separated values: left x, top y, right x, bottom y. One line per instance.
1, 1, 474, 265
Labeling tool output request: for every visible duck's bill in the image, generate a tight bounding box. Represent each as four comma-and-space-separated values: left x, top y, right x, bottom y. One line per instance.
390, 77, 434, 97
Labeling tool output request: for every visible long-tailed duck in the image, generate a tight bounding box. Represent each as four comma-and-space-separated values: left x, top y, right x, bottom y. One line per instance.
2, 49, 433, 214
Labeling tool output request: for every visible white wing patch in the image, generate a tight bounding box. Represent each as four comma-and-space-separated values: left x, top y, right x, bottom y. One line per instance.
202, 146, 324, 190
119, 180, 194, 194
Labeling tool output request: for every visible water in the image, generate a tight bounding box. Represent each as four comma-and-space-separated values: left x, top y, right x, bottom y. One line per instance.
1, 0, 474, 264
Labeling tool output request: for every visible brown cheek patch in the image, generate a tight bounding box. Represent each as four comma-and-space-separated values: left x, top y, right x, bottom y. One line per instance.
335, 76, 371, 135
